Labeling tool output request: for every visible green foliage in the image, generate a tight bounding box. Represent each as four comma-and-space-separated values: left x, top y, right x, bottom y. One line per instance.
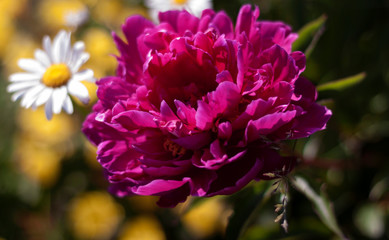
291, 176, 347, 240
293, 14, 327, 57
317, 72, 366, 92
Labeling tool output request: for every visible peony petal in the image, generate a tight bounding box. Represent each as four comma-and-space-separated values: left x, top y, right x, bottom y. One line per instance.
245, 111, 297, 143
113, 110, 157, 130
172, 132, 212, 150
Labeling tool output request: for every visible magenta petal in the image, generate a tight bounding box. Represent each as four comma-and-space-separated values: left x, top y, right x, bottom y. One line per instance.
292, 76, 318, 108
218, 121, 232, 139
156, 182, 190, 207
206, 150, 263, 196
172, 132, 212, 150
245, 111, 297, 142
195, 100, 215, 130
83, 5, 331, 207
135, 179, 189, 195
291, 103, 332, 139
208, 81, 241, 116
235, 4, 259, 37
113, 110, 157, 130
209, 11, 234, 38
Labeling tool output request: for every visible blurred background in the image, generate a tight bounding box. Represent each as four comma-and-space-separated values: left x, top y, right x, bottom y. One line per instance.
0, 0, 388, 239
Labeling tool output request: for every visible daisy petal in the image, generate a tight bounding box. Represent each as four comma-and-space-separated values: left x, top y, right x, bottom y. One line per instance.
18, 59, 45, 73
71, 41, 85, 60
7, 81, 39, 93
35, 88, 53, 107
71, 69, 94, 82
34, 49, 51, 67
52, 86, 68, 114
52, 30, 67, 63
68, 80, 89, 104
45, 95, 54, 120
11, 90, 27, 102
43, 35, 53, 62
63, 95, 74, 114
21, 84, 45, 108
71, 53, 89, 72
9, 73, 41, 82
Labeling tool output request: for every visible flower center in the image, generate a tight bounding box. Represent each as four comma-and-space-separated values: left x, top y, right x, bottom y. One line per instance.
172, 0, 188, 5
42, 64, 72, 88
163, 139, 186, 157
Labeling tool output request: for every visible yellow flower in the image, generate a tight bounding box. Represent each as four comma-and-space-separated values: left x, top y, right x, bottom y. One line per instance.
68, 191, 124, 240
83, 28, 117, 78
92, 0, 148, 28
3, 33, 38, 75
0, 0, 27, 19
38, 0, 88, 30
182, 197, 227, 238
17, 107, 76, 146
0, 14, 15, 58
128, 196, 159, 212
83, 139, 100, 169
15, 137, 62, 187
119, 215, 166, 240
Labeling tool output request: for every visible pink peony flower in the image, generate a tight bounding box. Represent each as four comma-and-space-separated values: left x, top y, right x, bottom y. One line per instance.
83, 5, 331, 207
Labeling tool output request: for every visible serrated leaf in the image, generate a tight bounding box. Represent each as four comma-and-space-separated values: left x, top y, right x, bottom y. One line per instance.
291, 176, 348, 240
317, 72, 366, 91
293, 15, 327, 52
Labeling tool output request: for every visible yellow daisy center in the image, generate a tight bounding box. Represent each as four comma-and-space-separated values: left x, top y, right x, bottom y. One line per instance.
172, 0, 188, 5
42, 63, 72, 88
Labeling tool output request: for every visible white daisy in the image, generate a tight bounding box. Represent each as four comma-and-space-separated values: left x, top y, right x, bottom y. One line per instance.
64, 6, 89, 29
145, 0, 212, 22
7, 30, 95, 120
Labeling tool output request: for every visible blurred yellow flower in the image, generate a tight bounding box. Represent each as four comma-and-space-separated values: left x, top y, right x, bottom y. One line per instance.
68, 191, 124, 240
128, 196, 159, 212
17, 107, 76, 146
182, 197, 227, 238
3, 33, 38, 75
119, 215, 166, 240
0, 0, 27, 19
92, 0, 148, 28
38, 0, 88, 30
83, 139, 100, 169
15, 137, 62, 187
83, 28, 117, 79
0, 15, 16, 58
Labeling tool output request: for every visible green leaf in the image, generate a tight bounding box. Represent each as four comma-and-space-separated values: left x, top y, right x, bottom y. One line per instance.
293, 15, 327, 52
225, 182, 273, 240
291, 176, 348, 240
317, 72, 366, 92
